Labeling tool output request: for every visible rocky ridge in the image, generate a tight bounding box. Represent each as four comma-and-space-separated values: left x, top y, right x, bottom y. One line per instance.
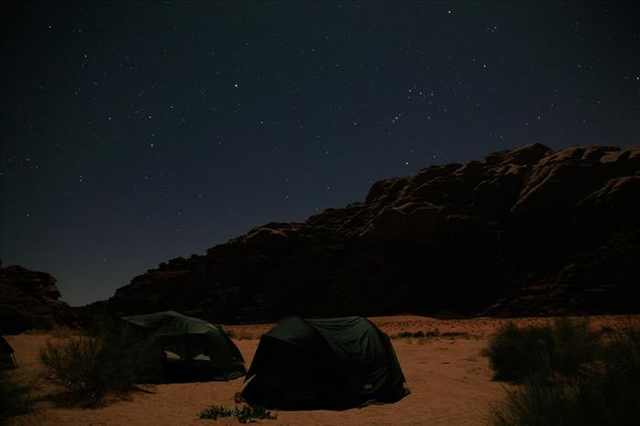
0, 264, 77, 333
105, 144, 640, 321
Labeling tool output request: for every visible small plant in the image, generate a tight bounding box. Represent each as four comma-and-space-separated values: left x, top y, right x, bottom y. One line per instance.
489, 325, 640, 426
394, 330, 439, 339
490, 377, 580, 426
393, 329, 471, 340
440, 331, 471, 339
483, 321, 553, 382
199, 404, 276, 423
50, 326, 79, 339
40, 331, 136, 406
548, 317, 599, 378
483, 318, 599, 383
0, 372, 32, 423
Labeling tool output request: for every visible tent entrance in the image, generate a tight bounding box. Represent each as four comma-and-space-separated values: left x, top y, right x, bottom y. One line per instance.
121, 311, 246, 383
243, 336, 344, 409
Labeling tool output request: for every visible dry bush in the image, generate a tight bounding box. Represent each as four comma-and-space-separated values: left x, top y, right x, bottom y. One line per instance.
0, 372, 32, 423
40, 331, 136, 406
489, 322, 640, 426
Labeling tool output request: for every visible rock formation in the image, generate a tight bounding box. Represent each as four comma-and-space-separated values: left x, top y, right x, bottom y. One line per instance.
105, 144, 640, 321
0, 264, 77, 333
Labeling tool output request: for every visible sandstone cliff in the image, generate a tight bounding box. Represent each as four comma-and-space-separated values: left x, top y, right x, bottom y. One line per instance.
0, 264, 77, 333
105, 144, 640, 321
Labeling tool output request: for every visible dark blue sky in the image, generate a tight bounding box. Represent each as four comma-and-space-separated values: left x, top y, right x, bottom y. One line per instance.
2, 2, 639, 306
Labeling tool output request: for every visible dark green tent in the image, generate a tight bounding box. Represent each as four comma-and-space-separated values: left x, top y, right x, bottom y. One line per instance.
0, 336, 16, 369
121, 311, 245, 382
241, 316, 408, 409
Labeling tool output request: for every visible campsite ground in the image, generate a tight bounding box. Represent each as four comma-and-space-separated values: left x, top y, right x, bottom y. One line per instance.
4, 315, 638, 426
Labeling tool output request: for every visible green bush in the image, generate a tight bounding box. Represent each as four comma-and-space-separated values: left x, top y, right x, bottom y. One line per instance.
484, 318, 598, 383
0, 372, 32, 424
40, 331, 136, 406
489, 326, 640, 426
199, 404, 276, 423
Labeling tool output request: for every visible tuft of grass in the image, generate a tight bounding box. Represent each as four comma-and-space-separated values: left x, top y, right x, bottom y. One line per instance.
490, 377, 583, 426
393, 329, 470, 340
395, 330, 439, 339
0, 372, 32, 424
483, 318, 598, 383
489, 324, 640, 426
40, 329, 137, 406
199, 404, 276, 423
50, 326, 80, 339
548, 317, 599, 379
483, 322, 553, 382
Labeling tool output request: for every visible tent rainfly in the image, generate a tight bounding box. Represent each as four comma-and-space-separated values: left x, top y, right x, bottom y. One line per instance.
0, 336, 16, 369
121, 311, 245, 382
241, 316, 408, 409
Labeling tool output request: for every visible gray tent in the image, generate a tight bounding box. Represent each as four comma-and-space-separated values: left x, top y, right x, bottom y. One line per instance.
0, 336, 16, 369
241, 316, 408, 409
121, 311, 245, 382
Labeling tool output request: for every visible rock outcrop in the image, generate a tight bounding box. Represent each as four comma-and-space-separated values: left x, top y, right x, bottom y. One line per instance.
0, 264, 77, 333
104, 144, 640, 321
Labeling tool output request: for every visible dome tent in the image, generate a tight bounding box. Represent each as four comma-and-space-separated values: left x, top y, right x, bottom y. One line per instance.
121, 311, 245, 383
241, 316, 408, 409
0, 336, 16, 369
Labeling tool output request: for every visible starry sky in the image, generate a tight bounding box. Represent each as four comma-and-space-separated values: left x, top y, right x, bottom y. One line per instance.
1, 2, 639, 306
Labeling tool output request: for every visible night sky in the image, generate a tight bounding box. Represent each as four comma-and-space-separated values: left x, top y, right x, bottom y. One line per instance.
2, 2, 639, 306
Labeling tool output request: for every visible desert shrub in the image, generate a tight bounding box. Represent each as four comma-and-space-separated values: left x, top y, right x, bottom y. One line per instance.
0, 372, 32, 424
489, 326, 640, 426
484, 318, 598, 383
50, 326, 79, 339
40, 329, 136, 405
547, 317, 599, 378
199, 404, 276, 423
395, 330, 433, 339
490, 377, 577, 426
440, 331, 471, 338
394, 330, 471, 340
483, 322, 554, 382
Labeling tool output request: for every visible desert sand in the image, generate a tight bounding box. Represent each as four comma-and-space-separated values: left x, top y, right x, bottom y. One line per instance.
5, 315, 636, 426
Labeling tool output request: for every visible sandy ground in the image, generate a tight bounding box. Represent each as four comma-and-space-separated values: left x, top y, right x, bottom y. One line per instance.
4, 315, 638, 426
